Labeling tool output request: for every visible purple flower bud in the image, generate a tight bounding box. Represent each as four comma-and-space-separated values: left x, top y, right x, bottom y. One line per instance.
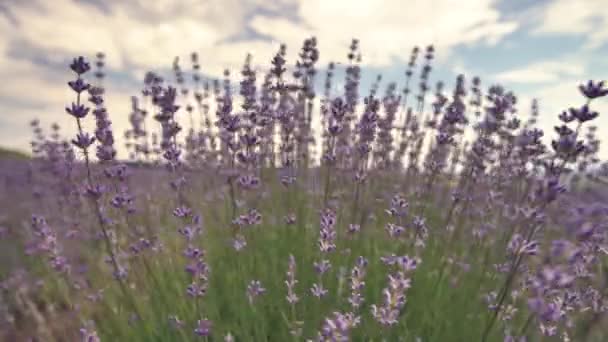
187, 283, 207, 298
397, 255, 421, 271
347, 224, 360, 235
68, 78, 91, 93
71, 132, 95, 149
66, 103, 90, 119
579, 80, 608, 99
237, 175, 260, 190
311, 283, 328, 298
247, 280, 266, 304
96, 145, 116, 161
79, 327, 100, 342
385, 223, 405, 238
232, 235, 247, 251
314, 259, 332, 274
558, 111, 575, 123
569, 104, 599, 123
85, 184, 105, 199
70, 56, 91, 75
173, 206, 192, 218
194, 318, 212, 337
284, 213, 297, 225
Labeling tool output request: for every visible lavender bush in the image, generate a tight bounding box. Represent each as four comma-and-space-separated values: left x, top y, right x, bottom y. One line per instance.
1, 38, 608, 342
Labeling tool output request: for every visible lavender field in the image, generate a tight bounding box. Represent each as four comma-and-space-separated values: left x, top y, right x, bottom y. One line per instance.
1, 26, 608, 342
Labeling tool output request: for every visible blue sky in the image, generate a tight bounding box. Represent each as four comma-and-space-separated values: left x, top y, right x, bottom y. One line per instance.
0, 0, 607, 158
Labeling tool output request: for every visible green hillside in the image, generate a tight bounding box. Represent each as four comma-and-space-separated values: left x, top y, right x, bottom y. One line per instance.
0, 147, 29, 160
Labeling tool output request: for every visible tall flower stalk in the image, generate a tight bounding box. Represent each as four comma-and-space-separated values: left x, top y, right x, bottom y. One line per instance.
65, 56, 140, 319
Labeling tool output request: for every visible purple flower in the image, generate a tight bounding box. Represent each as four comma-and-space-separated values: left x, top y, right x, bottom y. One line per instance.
71, 132, 96, 149
412, 216, 426, 231
385, 223, 405, 238
173, 206, 192, 218
538, 266, 575, 288
194, 318, 212, 337
66, 103, 90, 119
540, 324, 557, 337
569, 105, 599, 123
187, 282, 207, 298
232, 234, 247, 251
237, 174, 260, 190
80, 328, 100, 342
311, 283, 328, 298
246, 209, 262, 225
504, 335, 527, 342
347, 223, 360, 235
70, 56, 91, 75
371, 271, 410, 326
386, 194, 409, 217
527, 297, 562, 323
397, 255, 421, 271
576, 221, 596, 241
247, 280, 266, 303
184, 246, 203, 259
558, 110, 575, 123
96, 145, 116, 161
85, 184, 105, 199
348, 256, 368, 309
68, 78, 91, 93
314, 259, 332, 275
318, 209, 337, 253
316, 311, 359, 341
284, 213, 297, 225
285, 254, 299, 304
579, 80, 608, 99
380, 254, 399, 266
508, 234, 540, 256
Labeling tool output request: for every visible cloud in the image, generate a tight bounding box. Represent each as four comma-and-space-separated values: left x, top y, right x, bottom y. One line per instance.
2, 0, 518, 75
534, 0, 608, 49
251, 0, 517, 66
495, 60, 585, 84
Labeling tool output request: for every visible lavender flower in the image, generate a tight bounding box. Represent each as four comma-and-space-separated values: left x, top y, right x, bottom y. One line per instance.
579, 80, 608, 99
232, 234, 247, 251
311, 283, 329, 298
247, 280, 266, 304
285, 254, 299, 304
314, 311, 360, 342
371, 271, 411, 326
318, 209, 337, 253
314, 259, 331, 275
194, 318, 212, 337
348, 256, 368, 309
80, 327, 101, 342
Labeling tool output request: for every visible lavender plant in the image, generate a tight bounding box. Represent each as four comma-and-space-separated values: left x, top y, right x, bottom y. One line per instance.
1, 39, 608, 342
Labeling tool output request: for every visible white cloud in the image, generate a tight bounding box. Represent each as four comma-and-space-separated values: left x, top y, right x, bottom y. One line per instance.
495, 60, 585, 84
3, 0, 518, 75
534, 0, 608, 49
6, 0, 234, 74
251, 0, 517, 66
